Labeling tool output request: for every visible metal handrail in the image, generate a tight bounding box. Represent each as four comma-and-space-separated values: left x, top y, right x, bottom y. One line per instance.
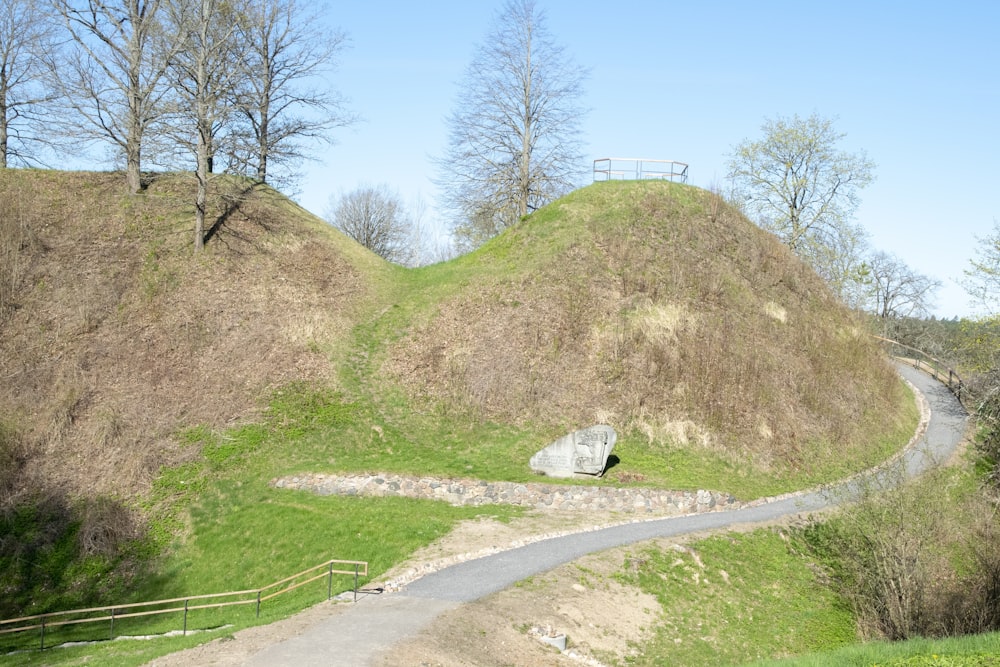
0, 558, 367, 650
593, 157, 689, 183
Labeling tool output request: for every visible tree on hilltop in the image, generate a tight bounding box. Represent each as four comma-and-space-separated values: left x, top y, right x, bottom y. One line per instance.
437, 0, 587, 252
0, 0, 57, 168
227, 0, 354, 189
49, 0, 185, 194
728, 113, 875, 301
164, 0, 248, 251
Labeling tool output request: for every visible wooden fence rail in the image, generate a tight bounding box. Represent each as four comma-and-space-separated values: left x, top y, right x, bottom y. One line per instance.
875, 336, 966, 403
0, 558, 367, 651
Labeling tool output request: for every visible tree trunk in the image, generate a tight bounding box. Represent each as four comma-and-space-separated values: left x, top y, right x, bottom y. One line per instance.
256, 91, 270, 182
0, 100, 7, 170
125, 137, 142, 194
256, 122, 268, 183
126, 16, 144, 194
195, 118, 209, 252
518, 27, 532, 220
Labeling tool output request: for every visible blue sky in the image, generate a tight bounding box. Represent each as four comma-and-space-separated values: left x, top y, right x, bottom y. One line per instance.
295, 1, 999, 318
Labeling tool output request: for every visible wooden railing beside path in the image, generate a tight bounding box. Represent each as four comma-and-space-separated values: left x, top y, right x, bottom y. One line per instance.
0, 558, 367, 651
875, 336, 965, 402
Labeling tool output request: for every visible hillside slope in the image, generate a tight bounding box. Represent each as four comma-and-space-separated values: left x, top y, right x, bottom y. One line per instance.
0, 170, 388, 500
0, 173, 908, 496
385, 181, 904, 475
0, 171, 918, 634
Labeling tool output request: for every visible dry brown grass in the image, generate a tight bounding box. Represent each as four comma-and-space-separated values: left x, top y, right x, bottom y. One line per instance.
385, 181, 904, 476
0, 170, 382, 501
0, 173, 906, 505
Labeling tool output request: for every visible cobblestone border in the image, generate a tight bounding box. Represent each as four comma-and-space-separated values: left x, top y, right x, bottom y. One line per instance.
272, 473, 741, 516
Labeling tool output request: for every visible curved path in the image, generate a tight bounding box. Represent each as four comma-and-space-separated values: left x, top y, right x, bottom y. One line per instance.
242, 363, 968, 666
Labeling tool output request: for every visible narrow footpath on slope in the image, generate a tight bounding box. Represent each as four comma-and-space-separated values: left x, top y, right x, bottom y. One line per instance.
146, 363, 969, 667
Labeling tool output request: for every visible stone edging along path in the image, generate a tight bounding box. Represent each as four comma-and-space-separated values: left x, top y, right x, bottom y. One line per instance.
271, 366, 935, 523
266, 367, 941, 598
271, 474, 749, 594
272, 473, 743, 517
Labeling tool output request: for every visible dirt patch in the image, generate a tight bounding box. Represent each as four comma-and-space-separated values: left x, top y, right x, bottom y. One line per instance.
377, 546, 661, 667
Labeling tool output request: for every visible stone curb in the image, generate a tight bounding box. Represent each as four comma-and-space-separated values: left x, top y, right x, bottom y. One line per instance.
272, 472, 741, 516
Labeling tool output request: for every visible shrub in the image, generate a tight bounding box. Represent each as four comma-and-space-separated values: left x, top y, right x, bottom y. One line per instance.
803, 469, 1000, 640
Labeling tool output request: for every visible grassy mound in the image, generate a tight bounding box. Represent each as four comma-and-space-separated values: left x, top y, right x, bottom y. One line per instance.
384, 181, 907, 479
0, 171, 920, 660
0, 170, 387, 500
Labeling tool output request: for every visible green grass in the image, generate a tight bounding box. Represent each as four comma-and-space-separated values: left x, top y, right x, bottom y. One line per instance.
612, 461, 1000, 667
4, 369, 919, 664
0, 177, 938, 665
1, 485, 517, 664
744, 632, 1000, 666
0, 382, 523, 663
617, 528, 856, 666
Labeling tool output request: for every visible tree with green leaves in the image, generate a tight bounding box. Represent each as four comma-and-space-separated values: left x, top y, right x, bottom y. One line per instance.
437, 0, 587, 252
728, 114, 875, 300
964, 219, 1000, 316
962, 220, 1000, 490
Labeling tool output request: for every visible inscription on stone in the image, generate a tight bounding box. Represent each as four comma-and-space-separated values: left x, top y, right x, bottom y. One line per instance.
529, 425, 617, 478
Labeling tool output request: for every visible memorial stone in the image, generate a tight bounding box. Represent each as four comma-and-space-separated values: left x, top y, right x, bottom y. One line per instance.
529, 424, 616, 478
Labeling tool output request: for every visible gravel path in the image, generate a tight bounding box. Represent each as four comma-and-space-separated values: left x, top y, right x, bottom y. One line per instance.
166, 363, 970, 667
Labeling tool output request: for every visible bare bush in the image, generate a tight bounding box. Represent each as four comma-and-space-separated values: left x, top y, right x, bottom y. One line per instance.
972, 369, 1000, 491
0, 421, 27, 508
931, 503, 1000, 635
807, 470, 1000, 640
0, 181, 39, 320
77, 496, 142, 558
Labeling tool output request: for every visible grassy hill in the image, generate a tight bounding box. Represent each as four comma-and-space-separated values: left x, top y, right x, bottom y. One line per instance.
382, 181, 907, 478
1, 171, 390, 501
0, 170, 920, 661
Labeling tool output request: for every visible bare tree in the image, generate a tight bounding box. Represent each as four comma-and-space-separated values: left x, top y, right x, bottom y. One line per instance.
226, 0, 353, 188
327, 184, 412, 264
437, 0, 587, 251
49, 0, 183, 193
404, 194, 456, 267
164, 0, 247, 251
866, 250, 941, 319
728, 114, 875, 292
0, 0, 56, 167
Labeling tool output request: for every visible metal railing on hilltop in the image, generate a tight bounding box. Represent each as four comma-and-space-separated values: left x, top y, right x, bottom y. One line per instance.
876, 336, 965, 403
593, 157, 689, 183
